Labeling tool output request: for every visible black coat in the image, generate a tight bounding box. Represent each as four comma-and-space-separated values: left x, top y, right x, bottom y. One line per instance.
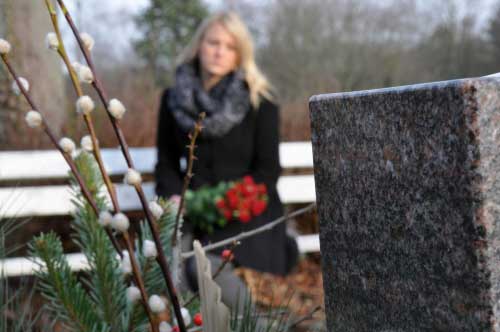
155, 88, 296, 275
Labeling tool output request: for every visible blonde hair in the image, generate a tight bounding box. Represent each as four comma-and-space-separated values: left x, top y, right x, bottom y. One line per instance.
177, 12, 273, 108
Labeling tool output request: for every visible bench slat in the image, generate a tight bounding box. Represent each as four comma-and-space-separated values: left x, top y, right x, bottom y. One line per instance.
0, 234, 320, 277
0, 176, 316, 218
0, 142, 313, 181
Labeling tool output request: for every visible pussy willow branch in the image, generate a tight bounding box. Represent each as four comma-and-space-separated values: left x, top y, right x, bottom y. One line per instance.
0, 54, 122, 256
182, 203, 317, 259
44, 0, 120, 214
56, 0, 133, 167
52, 3, 181, 329
56, 2, 187, 330
172, 113, 205, 246
123, 232, 158, 332
134, 183, 187, 331
43, 0, 81, 96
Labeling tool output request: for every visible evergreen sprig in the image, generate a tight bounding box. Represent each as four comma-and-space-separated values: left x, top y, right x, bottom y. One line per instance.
29, 232, 105, 332
71, 152, 128, 331
139, 199, 181, 294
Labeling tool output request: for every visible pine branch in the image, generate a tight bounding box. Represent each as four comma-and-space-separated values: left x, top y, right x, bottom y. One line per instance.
139, 200, 179, 295
29, 233, 105, 332
72, 152, 155, 331
70, 185, 127, 329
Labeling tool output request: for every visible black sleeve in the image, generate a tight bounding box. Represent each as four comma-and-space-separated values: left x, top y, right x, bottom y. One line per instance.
154, 89, 184, 198
250, 100, 282, 189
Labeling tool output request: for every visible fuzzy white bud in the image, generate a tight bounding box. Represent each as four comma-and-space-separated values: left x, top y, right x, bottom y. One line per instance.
120, 251, 132, 274
181, 307, 191, 326
77, 65, 94, 84
25, 110, 43, 128
124, 168, 142, 186
46, 32, 59, 50
149, 201, 164, 220
111, 213, 130, 233
159, 322, 173, 332
80, 135, 94, 152
76, 95, 95, 115
126, 286, 141, 303
72, 61, 81, 71
108, 98, 127, 119
148, 295, 166, 313
0, 38, 12, 55
80, 32, 95, 51
98, 211, 112, 227
59, 137, 76, 154
12, 77, 29, 95
143, 240, 158, 258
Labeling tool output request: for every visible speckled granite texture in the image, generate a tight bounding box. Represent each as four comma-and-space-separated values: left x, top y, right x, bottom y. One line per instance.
309, 78, 500, 332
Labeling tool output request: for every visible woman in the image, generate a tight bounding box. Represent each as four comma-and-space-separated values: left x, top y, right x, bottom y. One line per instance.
155, 12, 297, 277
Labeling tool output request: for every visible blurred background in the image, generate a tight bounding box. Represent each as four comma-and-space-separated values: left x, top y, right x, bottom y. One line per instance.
1, 0, 499, 149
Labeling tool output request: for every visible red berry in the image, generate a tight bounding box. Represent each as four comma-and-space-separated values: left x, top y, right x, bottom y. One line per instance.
234, 183, 244, 194
239, 209, 251, 223
242, 184, 257, 197
226, 188, 237, 198
172, 327, 180, 332
193, 313, 203, 326
257, 184, 267, 195
227, 194, 239, 210
222, 249, 233, 261
243, 175, 254, 185
215, 198, 226, 209
251, 200, 267, 216
240, 198, 252, 210
222, 209, 233, 220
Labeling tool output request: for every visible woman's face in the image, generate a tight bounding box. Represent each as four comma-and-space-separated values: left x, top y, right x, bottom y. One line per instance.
199, 23, 239, 80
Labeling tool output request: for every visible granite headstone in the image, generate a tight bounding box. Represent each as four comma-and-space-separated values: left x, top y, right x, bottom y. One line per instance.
309, 77, 500, 331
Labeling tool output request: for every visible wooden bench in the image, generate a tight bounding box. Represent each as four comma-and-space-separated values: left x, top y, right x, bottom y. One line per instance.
0, 141, 318, 276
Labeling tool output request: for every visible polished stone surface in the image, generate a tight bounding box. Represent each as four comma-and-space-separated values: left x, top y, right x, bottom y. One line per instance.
309, 77, 500, 332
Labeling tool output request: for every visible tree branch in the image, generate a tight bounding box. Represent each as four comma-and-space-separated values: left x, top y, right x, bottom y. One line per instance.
172, 112, 205, 246
181, 203, 316, 259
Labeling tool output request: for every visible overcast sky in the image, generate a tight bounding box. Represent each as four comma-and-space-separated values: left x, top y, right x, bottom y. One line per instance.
60, 0, 498, 64
60, 0, 230, 62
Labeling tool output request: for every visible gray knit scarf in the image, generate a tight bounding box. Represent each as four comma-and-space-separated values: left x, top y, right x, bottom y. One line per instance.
168, 63, 251, 138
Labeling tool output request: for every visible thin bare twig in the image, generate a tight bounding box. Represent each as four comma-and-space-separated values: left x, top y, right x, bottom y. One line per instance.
172, 112, 205, 246
182, 240, 240, 307
181, 203, 316, 259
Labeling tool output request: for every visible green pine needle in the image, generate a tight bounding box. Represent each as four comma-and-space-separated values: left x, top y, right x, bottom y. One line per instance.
29, 232, 106, 332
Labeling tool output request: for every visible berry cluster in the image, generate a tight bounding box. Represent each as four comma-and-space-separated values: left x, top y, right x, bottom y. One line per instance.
215, 175, 268, 223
